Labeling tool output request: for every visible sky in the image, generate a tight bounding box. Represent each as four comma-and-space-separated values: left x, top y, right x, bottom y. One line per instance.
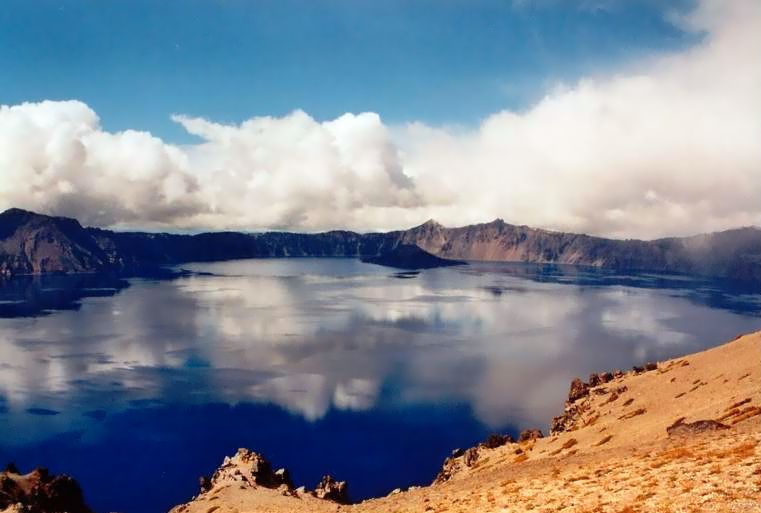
0, 0, 759, 238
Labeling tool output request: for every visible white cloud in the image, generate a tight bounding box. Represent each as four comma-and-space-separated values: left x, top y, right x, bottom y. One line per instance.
0, 0, 759, 238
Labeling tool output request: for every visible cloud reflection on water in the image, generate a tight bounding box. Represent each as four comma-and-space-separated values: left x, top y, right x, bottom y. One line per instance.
0, 259, 759, 447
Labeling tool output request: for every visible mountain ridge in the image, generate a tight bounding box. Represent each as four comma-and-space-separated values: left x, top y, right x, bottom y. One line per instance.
0, 208, 759, 282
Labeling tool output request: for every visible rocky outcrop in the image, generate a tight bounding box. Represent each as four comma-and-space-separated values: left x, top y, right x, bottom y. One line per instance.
480, 434, 514, 449
551, 364, 659, 435
518, 429, 544, 442
207, 449, 293, 490
435, 432, 522, 484
0, 465, 93, 513
568, 378, 589, 402
192, 448, 348, 505
313, 475, 349, 504
434, 450, 473, 485
666, 418, 730, 437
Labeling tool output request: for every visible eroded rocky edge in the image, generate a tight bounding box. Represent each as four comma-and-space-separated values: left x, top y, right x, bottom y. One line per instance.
0, 465, 92, 513
180, 449, 350, 509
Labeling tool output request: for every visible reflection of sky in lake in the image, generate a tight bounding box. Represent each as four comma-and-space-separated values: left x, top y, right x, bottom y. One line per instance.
0, 259, 759, 513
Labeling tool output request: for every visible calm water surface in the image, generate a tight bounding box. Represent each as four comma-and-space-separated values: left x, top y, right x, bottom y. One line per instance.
0, 259, 759, 513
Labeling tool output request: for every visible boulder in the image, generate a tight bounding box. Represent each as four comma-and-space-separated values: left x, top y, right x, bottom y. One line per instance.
645, 362, 658, 371
198, 475, 211, 493
433, 445, 481, 484
211, 449, 292, 490
481, 433, 514, 449
273, 468, 293, 489
666, 418, 729, 437
551, 413, 569, 435
462, 447, 479, 467
314, 475, 349, 504
568, 378, 589, 402
518, 429, 544, 442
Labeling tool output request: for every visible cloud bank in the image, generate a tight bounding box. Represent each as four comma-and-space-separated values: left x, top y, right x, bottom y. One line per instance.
0, 0, 759, 238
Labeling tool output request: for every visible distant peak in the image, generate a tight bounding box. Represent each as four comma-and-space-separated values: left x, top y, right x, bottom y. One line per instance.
0, 207, 44, 221
1, 207, 36, 216
418, 218, 443, 229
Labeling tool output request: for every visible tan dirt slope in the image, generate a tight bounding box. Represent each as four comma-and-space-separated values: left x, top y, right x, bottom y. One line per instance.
171, 330, 761, 513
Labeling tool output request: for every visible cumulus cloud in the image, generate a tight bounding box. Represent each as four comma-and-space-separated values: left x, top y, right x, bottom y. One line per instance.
0, 0, 759, 237
0, 100, 203, 228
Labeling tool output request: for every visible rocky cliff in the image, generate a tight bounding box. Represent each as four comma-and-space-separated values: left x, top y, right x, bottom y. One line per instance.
0, 208, 759, 282
0, 209, 116, 276
401, 219, 761, 281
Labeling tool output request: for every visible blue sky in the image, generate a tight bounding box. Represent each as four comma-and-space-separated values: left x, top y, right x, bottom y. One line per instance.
0, 0, 696, 142
4, 0, 757, 238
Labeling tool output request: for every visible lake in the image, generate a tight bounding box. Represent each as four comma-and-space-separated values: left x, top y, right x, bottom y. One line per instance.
0, 259, 759, 513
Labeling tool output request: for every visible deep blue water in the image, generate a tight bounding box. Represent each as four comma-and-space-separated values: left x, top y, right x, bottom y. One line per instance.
0, 259, 759, 513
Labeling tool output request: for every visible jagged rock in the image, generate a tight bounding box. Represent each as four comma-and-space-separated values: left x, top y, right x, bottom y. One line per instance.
518, 429, 544, 442
568, 378, 589, 402
550, 409, 579, 435
210, 449, 292, 490
551, 401, 591, 435
613, 369, 624, 378
450, 448, 464, 458
313, 475, 349, 504
273, 468, 292, 489
0, 466, 93, 513
632, 365, 645, 374
434, 446, 481, 484
480, 433, 514, 449
666, 418, 729, 437
551, 413, 569, 434
198, 475, 211, 493
277, 484, 295, 497
462, 447, 479, 467
598, 371, 614, 383
588, 373, 601, 387
645, 362, 658, 371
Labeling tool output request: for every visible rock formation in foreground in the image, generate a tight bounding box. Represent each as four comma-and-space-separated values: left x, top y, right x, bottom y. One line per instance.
1, 208, 760, 280
169, 449, 350, 513
168, 330, 761, 513
0, 465, 93, 513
